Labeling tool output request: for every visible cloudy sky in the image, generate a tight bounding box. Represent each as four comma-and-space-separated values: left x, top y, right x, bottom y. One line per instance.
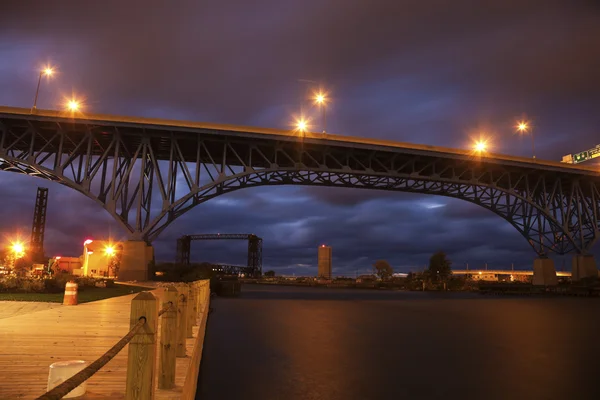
1, 0, 599, 275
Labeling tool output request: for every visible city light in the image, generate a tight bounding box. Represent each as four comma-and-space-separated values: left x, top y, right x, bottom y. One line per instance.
516, 120, 529, 133
294, 117, 310, 133
83, 239, 93, 246
473, 140, 488, 153
314, 92, 326, 105
55, 256, 61, 260
104, 245, 115, 256
66, 99, 81, 112
43, 67, 54, 77
11, 241, 25, 258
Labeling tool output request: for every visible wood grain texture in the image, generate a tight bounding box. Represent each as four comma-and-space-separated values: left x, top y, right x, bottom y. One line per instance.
158, 287, 178, 390
0, 280, 210, 400
126, 292, 157, 400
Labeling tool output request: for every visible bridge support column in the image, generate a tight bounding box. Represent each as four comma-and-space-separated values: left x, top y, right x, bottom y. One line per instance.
571, 255, 598, 281
119, 241, 154, 281
532, 258, 558, 286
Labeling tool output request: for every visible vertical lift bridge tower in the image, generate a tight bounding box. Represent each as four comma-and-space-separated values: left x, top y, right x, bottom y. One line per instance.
176, 233, 263, 277
30, 187, 48, 263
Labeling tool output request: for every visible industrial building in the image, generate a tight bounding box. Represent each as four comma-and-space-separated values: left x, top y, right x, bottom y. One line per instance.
80, 239, 123, 277
318, 245, 332, 279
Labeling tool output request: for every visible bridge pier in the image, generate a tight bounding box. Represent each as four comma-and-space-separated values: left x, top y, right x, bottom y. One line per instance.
118, 241, 154, 281
532, 258, 558, 286
571, 255, 598, 281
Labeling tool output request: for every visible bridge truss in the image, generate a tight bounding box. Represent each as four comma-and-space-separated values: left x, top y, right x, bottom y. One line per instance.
1, 107, 600, 257
176, 234, 262, 276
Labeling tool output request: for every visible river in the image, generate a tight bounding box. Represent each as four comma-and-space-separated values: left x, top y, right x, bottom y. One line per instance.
197, 284, 600, 400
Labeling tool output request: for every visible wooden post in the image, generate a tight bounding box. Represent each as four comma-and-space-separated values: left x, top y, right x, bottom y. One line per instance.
126, 291, 157, 400
185, 284, 194, 337
194, 282, 202, 319
176, 285, 189, 357
188, 283, 198, 328
158, 286, 178, 389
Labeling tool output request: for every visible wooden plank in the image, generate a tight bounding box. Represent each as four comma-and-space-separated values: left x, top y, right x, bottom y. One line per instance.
0, 280, 210, 400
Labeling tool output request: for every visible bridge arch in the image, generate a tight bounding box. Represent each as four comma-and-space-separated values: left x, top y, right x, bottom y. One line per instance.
1, 107, 598, 259
145, 167, 578, 256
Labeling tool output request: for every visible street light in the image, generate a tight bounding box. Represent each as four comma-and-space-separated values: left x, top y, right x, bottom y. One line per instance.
516, 120, 535, 159
104, 245, 115, 256
11, 241, 25, 259
473, 140, 488, 153
31, 66, 55, 112
313, 91, 328, 134
66, 98, 81, 112
294, 117, 310, 134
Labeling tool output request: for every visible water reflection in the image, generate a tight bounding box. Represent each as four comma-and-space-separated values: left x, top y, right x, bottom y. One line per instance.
199, 285, 600, 400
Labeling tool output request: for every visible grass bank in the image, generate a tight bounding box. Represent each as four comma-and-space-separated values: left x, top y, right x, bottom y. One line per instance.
0, 284, 146, 303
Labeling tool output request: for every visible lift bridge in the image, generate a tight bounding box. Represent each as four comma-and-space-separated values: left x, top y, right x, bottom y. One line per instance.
176, 233, 262, 277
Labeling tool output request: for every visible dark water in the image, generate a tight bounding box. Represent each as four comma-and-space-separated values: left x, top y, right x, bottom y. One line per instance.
197, 284, 600, 400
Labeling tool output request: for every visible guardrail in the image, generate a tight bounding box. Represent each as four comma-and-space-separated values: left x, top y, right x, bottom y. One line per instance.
35, 280, 211, 400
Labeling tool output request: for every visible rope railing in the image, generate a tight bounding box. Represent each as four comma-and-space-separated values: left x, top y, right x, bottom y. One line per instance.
35, 317, 147, 400
33, 281, 210, 400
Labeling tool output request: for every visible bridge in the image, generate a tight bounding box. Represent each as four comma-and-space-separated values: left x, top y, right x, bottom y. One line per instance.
1, 105, 600, 283
176, 233, 262, 277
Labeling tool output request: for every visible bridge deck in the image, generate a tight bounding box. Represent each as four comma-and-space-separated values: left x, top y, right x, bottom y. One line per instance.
0, 288, 203, 399
0, 105, 598, 175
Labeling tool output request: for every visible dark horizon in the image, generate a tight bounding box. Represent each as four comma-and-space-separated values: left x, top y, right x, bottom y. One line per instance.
1, 0, 599, 275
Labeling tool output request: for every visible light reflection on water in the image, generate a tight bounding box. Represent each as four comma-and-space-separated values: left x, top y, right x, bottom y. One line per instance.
199, 285, 600, 400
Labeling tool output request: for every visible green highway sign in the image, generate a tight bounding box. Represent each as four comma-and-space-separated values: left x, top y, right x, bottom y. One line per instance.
571, 145, 600, 164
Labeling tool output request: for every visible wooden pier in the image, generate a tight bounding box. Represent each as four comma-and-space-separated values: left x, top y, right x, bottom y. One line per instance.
0, 285, 209, 399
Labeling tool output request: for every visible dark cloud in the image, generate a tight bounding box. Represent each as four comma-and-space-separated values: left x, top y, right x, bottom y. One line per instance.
0, 0, 599, 274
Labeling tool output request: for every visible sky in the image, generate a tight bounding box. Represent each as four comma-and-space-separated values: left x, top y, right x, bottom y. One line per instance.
1, 0, 599, 275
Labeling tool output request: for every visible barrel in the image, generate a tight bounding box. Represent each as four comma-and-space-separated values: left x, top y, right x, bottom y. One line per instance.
63, 281, 78, 305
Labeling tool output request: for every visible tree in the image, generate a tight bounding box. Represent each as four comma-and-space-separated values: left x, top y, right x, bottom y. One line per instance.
264, 270, 275, 277
372, 260, 393, 281
109, 244, 123, 278
428, 251, 452, 281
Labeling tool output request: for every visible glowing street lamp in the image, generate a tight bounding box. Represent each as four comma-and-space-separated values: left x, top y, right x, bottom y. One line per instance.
294, 117, 310, 135
313, 91, 328, 134
11, 241, 25, 259
104, 245, 115, 257
473, 140, 488, 153
31, 66, 55, 112
516, 120, 535, 159
66, 99, 81, 112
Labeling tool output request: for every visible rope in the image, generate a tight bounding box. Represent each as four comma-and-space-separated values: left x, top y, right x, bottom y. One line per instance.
35, 317, 147, 400
157, 301, 174, 317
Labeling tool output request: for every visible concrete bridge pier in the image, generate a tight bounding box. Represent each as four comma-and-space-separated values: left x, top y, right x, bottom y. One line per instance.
532, 258, 558, 286
571, 255, 598, 281
118, 241, 154, 281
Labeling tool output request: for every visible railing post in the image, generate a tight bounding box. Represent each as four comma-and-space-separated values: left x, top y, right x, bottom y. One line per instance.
176, 285, 189, 357
185, 284, 194, 338
188, 283, 198, 328
158, 286, 178, 390
126, 291, 157, 400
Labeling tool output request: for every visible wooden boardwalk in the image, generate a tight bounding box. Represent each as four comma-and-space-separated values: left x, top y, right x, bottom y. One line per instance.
0, 288, 207, 400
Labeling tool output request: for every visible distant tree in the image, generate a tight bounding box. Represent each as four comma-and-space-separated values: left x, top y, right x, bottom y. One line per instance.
372, 260, 393, 281
264, 270, 275, 277
109, 244, 123, 278
428, 251, 452, 281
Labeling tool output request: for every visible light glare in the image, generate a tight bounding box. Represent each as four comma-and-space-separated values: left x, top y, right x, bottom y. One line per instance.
516, 120, 529, 133
474, 140, 488, 153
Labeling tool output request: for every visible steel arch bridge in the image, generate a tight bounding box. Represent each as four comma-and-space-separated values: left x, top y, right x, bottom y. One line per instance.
1, 106, 600, 258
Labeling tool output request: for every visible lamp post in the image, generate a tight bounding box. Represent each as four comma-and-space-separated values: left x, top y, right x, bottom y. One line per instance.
516, 120, 534, 159
31, 67, 54, 113
314, 92, 327, 133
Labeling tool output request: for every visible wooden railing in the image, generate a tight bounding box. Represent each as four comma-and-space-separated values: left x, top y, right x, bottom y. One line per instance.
35, 279, 211, 400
